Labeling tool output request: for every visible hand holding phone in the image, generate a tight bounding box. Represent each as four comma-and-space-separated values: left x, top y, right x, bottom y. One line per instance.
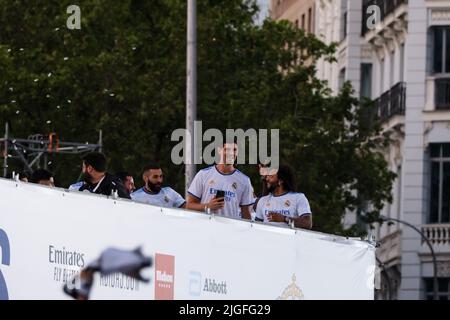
207, 190, 225, 211
215, 190, 225, 200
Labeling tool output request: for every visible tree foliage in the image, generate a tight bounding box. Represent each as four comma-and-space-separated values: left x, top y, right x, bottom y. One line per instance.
0, 0, 395, 235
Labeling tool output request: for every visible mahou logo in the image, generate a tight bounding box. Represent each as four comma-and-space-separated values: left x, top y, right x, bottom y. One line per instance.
155, 253, 175, 300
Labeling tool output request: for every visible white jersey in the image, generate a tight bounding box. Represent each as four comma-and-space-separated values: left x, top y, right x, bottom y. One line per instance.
188, 166, 255, 218
131, 187, 186, 208
68, 181, 84, 191
255, 192, 312, 227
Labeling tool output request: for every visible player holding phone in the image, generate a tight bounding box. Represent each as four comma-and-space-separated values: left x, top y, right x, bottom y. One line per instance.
186, 141, 255, 219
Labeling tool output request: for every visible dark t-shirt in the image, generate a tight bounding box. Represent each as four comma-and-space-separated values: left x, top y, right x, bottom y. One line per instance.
78, 173, 131, 199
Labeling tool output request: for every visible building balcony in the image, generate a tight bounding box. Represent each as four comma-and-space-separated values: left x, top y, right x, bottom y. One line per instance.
374, 82, 406, 123
422, 224, 450, 246
420, 224, 450, 265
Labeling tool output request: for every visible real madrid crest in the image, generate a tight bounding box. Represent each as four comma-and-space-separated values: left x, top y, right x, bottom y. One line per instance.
277, 274, 304, 300
285, 200, 291, 207
232, 182, 238, 190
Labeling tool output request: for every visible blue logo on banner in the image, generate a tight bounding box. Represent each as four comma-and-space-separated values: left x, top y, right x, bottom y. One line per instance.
189, 271, 202, 297
0, 229, 10, 300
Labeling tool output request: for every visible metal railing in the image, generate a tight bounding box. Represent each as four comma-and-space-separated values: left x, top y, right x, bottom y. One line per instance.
422, 224, 450, 245
374, 82, 406, 122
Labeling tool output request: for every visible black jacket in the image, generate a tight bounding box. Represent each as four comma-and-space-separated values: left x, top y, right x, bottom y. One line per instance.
78, 173, 131, 199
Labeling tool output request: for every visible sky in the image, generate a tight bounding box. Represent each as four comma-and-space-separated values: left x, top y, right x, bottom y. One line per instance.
257, 0, 270, 23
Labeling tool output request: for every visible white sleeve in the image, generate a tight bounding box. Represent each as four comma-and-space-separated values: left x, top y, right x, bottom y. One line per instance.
255, 198, 264, 220
240, 178, 255, 206
68, 182, 83, 191
170, 188, 186, 208
296, 194, 312, 217
187, 171, 204, 200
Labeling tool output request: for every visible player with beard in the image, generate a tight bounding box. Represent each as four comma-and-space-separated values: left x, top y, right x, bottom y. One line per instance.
131, 163, 186, 209
254, 164, 312, 229
68, 152, 131, 199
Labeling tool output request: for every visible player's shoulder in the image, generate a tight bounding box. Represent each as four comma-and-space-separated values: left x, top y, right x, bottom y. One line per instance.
289, 192, 308, 201
200, 166, 214, 172
196, 166, 214, 177
69, 181, 83, 190
162, 186, 178, 195
234, 169, 251, 182
255, 194, 271, 209
131, 187, 146, 197
258, 194, 271, 202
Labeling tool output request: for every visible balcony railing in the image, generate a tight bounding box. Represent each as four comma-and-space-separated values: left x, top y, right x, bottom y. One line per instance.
362, 0, 408, 35
422, 224, 450, 245
374, 82, 406, 122
436, 78, 450, 110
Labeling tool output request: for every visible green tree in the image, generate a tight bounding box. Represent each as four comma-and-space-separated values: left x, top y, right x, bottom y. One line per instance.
0, 0, 395, 235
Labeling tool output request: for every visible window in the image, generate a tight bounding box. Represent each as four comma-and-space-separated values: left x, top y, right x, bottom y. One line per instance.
308, 8, 312, 34
380, 58, 385, 94
360, 63, 373, 99
447, 28, 450, 73
400, 43, 405, 82
396, 165, 402, 222
390, 51, 395, 87
339, 68, 346, 90
429, 143, 450, 223
295, 19, 299, 29
424, 278, 450, 300
341, 11, 348, 40
341, 0, 348, 41
433, 27, 450, 74
301, 14, 305, 30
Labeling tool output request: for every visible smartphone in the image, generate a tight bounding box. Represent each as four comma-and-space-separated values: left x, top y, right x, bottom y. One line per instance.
215, 190, 225, 200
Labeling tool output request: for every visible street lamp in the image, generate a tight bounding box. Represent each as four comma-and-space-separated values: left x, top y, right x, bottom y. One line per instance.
378, 215, 438, 300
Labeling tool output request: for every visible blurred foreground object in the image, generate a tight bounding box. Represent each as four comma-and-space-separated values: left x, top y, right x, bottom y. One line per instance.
63, 247, 152, 300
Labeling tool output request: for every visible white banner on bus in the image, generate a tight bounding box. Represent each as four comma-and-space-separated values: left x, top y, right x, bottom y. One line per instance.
0, 178, 375, 300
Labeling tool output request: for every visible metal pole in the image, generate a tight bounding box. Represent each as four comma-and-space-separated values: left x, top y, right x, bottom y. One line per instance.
43, 153, 48, 170
3, 123, 9, 178
98, 130, 103, 153
385, 217, 438, 300
186, 0, 197, 198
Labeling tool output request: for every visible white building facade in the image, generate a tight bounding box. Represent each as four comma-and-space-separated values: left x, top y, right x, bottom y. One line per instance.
273, 0, 450, 299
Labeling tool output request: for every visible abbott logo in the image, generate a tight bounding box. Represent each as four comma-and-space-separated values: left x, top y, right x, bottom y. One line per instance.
0, 229, 11, 300
188, 271, 228, 297
189, 271, 202, 297
155, 253, 175, 300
